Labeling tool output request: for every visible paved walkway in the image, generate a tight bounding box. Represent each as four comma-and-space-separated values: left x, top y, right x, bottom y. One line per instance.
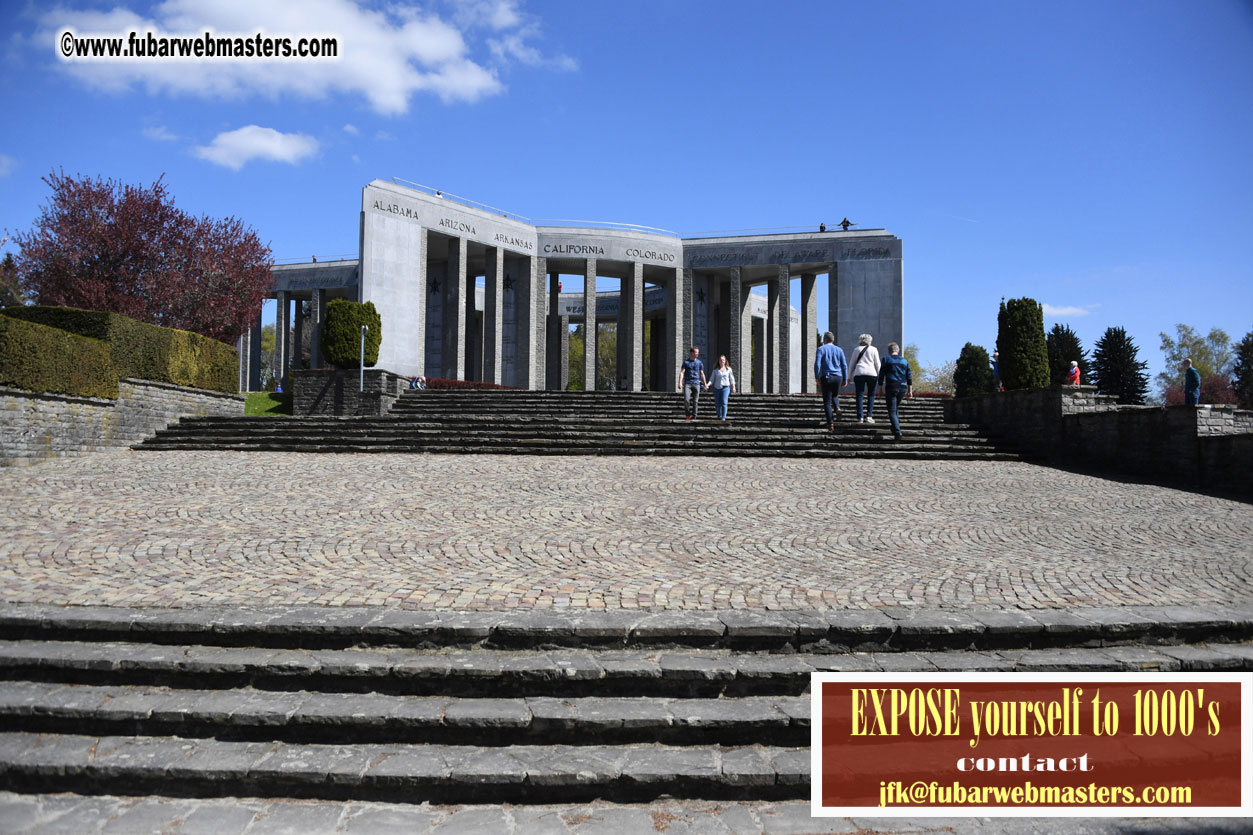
1, 451, 1249, 612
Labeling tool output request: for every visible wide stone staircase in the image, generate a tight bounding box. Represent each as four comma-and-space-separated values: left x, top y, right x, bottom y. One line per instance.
137, 390, 1019, 460
1, 604, 1249, 805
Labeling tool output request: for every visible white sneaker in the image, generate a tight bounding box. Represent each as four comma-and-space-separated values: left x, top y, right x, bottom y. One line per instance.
865, 417, 875, 424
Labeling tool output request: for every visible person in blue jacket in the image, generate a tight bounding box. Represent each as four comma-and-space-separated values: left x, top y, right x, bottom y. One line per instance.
877, 341, 913, 441
814, 331, 849, 431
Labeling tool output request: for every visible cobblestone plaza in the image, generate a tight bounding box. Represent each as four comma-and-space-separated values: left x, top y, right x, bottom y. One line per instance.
2, 451, 1248, 613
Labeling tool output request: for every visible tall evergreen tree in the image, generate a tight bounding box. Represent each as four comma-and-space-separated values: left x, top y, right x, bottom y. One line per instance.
1046, 323, 1088, 385
0, 253, 22, 308
953, 342, 996, 398
1090, 326, 1149, 405
1231, 330, 1253, 410
996, 298, 1049, 389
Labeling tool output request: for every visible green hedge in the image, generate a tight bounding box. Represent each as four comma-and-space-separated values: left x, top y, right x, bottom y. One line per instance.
322, 299, 381, 369
0, 306, 236, 393
0, 315, 119, 398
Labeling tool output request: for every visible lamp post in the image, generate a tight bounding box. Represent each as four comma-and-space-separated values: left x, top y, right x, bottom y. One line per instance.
359, 324, 367, 392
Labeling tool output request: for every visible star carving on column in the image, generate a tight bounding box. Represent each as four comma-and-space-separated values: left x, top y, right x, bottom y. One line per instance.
695, 288, 706, 304
503, 275, 514, 292
429, 278, 441, 293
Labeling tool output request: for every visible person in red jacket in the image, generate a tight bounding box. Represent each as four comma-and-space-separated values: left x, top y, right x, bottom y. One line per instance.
1066, 361, 1080, 386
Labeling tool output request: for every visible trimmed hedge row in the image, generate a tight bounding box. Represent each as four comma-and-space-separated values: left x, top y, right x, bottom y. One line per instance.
322, 299, 381, 369
422, 377, 516, 390
0, 315, 119, 398
0, 306, 236, 393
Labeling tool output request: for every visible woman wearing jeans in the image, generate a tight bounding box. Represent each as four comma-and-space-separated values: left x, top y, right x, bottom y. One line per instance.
709, 355, 737, 420
850, 333, 882, 423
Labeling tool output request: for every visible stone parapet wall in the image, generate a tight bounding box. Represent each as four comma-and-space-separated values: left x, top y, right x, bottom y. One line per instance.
1, 379, 244, 466
947, 387, 1252, 494
292, 369, 409, 417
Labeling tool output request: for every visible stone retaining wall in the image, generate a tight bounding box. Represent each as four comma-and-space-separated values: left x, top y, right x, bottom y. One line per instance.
1, 379, 244, 466
947, 386, 1252, 494
292, 369, 409, 417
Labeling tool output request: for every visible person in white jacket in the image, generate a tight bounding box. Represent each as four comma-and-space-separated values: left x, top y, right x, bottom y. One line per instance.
709, 355, 737, 420
850, 333, 882, 423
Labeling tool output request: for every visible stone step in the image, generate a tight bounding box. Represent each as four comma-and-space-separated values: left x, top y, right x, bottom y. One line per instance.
7, 603, 1249, 653
0, 682, 810, 747
0, 732, 809, 804
3, 640, 1248, 702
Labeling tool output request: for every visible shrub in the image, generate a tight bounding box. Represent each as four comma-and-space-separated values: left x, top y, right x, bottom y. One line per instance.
0, 315, 118, 398
953, 343, 996, 398
422, 377, 516, 390
996, 298, 1049, 389
0, 305, 236, 392
322, 300, 381, 369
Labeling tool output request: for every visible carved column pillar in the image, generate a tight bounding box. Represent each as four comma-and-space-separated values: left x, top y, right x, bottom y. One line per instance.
484, 247, 504, 384
444, 237, 467, 379
800, 274, 817, 393
583, 259, 597, 391
275, 291, 289, 391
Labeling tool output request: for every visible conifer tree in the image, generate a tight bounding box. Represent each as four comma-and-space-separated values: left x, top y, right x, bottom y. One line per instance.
996, 298, 1049, 389
1090, 326, 1149, 405
953, 342, 996, 398
1232, 330, 1253, 410
1046, 323, 1088, 385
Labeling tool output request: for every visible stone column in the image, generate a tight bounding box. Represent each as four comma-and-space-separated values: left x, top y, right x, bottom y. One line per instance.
559, 315, 570, 390
726, 268, 752, 394
237, 331, 249, 393
413, 228, 428, 377
664, 268, 688, 391
619, 262, 644, 391
518, 255, 543, 390
770, 265, 792, 393
800, 274, 817, 393
275, 292, 289, 391
546, 270, 561, 390
444, 237, 467, 379
310, 289, 325, 370
483, 247, 504, 384
826, 262, 839, 348
249, 312, 263, 392
292, 299, 305, 372
583, 259, 597, 391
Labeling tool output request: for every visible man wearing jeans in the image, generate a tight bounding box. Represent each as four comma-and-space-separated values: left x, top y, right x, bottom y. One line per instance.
877, 341, 914, 441
678, 346, 708, 420
814, 331, 849, 431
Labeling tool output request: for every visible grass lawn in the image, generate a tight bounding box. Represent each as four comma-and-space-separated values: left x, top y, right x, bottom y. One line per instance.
244, 391, 292, 417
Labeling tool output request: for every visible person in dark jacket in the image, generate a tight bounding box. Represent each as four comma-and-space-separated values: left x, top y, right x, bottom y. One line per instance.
1183, 358, 1201, 406
877, 342, 913, 441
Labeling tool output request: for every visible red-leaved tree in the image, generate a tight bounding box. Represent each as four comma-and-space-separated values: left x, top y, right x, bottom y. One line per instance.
11, 171, 272, 343
1162, 374, 1237, 406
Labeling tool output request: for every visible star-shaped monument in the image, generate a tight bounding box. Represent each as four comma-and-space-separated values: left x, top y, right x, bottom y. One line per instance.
695, 288, 706, 304
503, 275, 514, 291
429, 278, 441, 293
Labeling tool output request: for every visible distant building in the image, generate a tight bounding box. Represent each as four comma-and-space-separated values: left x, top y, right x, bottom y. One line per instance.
245, 179, 903, 393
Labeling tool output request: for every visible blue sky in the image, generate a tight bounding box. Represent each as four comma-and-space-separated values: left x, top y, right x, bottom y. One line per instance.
2, 0, 1250, 385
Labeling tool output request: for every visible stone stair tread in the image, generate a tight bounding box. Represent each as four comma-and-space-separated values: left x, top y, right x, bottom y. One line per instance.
0, 732, 809, 799
0, 681, 810, 733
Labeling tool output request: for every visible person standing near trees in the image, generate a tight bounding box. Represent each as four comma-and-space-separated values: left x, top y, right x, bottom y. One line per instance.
877, 342, 913, 441
709, 355, 737, 420
850, 333, 882, 423
1182, 357, 1202, 405
1066, 360, 1081, 386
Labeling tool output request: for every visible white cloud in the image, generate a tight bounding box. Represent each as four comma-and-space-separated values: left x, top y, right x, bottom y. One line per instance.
1042, 304, 1092, 318
0, 154, 16, 177
342, 123, 359, 135
39, 0, 570, 115
193, 125, 318, 170
142, 125, 178, 141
